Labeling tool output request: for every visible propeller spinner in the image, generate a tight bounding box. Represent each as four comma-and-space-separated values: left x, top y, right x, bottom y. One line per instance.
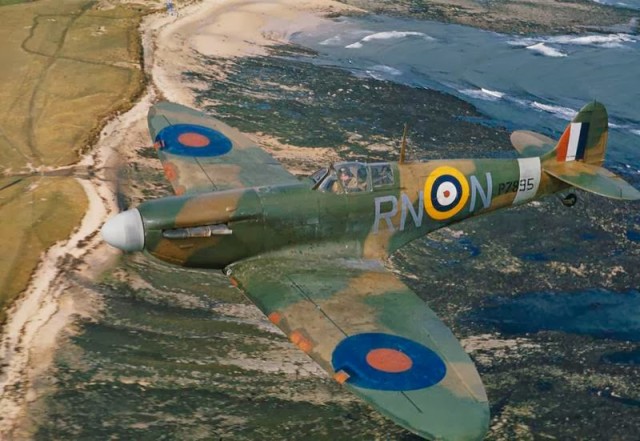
101, 209, 145, 252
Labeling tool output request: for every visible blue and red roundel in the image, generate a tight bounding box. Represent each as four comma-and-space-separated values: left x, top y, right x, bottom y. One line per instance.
155, 124, 232, 157
331, 333, 446, 391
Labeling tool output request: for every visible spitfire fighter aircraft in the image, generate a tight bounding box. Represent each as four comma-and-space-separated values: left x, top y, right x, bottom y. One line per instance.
102, 101, 639, 440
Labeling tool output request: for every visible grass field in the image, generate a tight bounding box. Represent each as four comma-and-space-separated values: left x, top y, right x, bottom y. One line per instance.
0, 0, 29, 6
0, 0, 151, 320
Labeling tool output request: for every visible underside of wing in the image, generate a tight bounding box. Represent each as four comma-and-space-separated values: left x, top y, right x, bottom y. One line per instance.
228, 254, 489, 441
510, 130, 556, 157
148, 102, 300, 195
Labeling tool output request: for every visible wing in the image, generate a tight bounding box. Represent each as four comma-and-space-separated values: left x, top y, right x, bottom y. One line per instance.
228, 255, 489, 441
510, 130, 555, 157
148, 102, 300, 195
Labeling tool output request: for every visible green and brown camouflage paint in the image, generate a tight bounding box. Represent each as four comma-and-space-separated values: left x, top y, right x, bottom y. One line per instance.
101, 100, 638, 441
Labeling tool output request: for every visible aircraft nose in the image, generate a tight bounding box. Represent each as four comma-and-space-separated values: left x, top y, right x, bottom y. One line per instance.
101, 209, 145, 252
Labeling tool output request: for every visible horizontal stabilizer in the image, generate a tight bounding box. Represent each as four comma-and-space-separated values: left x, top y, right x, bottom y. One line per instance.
510, 130, 555, 157
544, 161, 640, 200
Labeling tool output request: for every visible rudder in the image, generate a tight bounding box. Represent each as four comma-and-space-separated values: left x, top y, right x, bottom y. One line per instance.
551, 101, 608, 165
542, 101, 640, 201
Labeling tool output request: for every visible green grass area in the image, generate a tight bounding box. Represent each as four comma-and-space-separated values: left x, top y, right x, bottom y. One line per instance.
0, 0, 151, 319
0, 177, 86, 323
0, 0, 29, 6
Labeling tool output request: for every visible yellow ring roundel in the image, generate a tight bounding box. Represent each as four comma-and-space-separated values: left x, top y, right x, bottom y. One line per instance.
424, 166, 470, 220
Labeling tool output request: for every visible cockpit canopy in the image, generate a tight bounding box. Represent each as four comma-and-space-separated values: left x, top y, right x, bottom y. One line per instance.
310, 162, 394, 194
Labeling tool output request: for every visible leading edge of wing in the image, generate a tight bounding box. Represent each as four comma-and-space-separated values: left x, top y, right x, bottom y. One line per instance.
228, 255, 489, 441
147, 102, 300, 194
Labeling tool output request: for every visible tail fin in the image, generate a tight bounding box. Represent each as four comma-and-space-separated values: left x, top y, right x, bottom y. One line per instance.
542, 101, 640, 201
549, 101, 608, 165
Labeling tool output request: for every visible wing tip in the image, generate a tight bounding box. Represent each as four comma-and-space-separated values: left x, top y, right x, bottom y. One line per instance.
381, 392, 490, 441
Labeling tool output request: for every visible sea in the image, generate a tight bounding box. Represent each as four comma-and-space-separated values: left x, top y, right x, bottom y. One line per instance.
292, 15, 640, 168
31, 11, 640, 441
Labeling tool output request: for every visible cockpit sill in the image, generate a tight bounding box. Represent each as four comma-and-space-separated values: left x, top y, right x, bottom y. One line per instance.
310, 161, 396, 194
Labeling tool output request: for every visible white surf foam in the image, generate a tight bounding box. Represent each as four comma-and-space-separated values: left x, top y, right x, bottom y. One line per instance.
531, 102, 577, 120
370, 64, 402, 76
319, 35, 343, 46
345, 42, 364, 49
526, 43, 567, 57
346, 31, 434, 49
364, 70, 385, 81
511, 33, 636, 52
547, 33, 637, 48
459, 87, 506, 101
631, 129, 640, 136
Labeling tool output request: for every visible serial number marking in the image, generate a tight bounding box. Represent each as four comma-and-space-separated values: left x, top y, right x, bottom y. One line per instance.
498, 177, 534, 195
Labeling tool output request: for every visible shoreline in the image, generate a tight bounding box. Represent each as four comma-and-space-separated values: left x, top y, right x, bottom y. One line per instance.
0, 0, 360, 436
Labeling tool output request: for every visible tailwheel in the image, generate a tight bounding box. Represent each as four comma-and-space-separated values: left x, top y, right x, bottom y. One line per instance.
560, 192, 578, 207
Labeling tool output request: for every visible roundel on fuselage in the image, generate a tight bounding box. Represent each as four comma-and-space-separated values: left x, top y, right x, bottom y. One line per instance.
424, 166, 470, 220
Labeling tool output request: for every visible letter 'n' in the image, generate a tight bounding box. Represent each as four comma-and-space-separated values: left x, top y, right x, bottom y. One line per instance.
470, 173, 492, 212
400, 192, 423, 231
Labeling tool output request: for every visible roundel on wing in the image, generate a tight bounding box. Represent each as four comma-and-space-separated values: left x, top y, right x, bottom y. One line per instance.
424, 166, 470, 220
155, 123, 233, 157
331, 333, 446, 391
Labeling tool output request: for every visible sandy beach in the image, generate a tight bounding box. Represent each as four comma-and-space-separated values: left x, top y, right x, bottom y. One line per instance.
0, 0, 359, 436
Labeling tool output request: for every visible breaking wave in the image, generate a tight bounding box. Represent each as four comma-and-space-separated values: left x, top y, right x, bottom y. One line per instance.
525, 43, 567, 58
346, 31, 434, 49
510, 33, 637, 55
530, 102, 577, 120
547, 33, 637, 48
459, 88, 506, 101
528, 104, 640, 135
370, 64, 402, 76
319, 35, 343, 46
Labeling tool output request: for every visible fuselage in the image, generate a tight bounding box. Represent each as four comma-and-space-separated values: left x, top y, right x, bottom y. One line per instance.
133, 157, 566, 269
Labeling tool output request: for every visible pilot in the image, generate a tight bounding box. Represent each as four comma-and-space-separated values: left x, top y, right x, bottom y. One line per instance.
333, 167, 356, 193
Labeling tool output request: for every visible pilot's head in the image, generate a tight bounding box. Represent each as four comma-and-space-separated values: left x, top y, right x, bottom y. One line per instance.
339, 167, 352, 183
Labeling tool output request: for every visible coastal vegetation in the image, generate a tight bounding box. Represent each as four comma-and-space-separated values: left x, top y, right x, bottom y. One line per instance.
339, 0, 638, 34
0, 0, 149, 322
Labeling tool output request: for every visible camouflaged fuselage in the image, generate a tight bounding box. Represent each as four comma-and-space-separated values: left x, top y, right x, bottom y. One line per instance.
99, 100, 640, 441
138, 158, 567, 269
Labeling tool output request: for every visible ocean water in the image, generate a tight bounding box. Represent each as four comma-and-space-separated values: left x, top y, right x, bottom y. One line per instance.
293, 16, 640, 168
593, 0, 640, 10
